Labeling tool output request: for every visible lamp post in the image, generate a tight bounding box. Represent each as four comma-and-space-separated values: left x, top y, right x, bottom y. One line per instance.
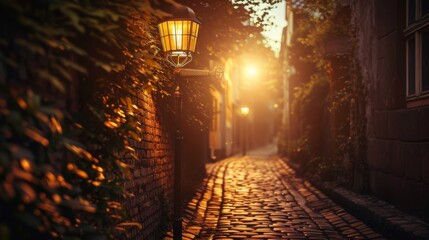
157, 4, 221, 240
240, 106, 249, 156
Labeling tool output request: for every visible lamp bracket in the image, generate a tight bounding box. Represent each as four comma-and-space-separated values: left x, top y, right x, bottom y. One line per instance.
210, 67, 224, 81
166, 52, 193, 68
174, 68, 208, 77
174, 67, 223, 81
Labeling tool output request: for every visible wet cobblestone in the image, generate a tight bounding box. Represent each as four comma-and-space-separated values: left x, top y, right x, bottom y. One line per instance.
165, 147, 385, 239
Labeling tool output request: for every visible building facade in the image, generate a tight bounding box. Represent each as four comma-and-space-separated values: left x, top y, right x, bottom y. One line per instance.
281, 0, 429, 217
353, 0, 429, 216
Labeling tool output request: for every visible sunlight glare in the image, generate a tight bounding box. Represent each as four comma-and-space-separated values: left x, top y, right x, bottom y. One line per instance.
245, 65, 258, 78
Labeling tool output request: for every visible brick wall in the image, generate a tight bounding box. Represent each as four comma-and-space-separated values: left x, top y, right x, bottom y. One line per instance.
352, 0, 429, 217
122, 90, 174, 239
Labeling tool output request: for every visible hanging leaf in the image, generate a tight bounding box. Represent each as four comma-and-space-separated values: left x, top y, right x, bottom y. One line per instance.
24, 128, 49, 146
104, 121, 119, 129
15, 38, 45, 55
37, 69, 65, 93
50, 116, 63, 134
93, 60, 112, 72
59, 58, 87, 74
61, 8, 85, 33
115, 222, 142, 230
17, 182, 36, 203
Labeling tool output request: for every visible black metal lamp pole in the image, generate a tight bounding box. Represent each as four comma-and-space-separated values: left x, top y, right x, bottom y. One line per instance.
173, 84, 182, 240
242, 116, 246, 156
171, 68, 221, 239
157, 4, 200, 238
240, 107, 249, 156
157, 5, 222, 238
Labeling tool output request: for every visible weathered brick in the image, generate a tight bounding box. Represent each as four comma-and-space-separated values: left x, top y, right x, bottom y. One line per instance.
421, 144, 429, 184
369, 171, 399, 201
390, 141, 404, 177
375, 0, 397, 38
419, 107, 429, 140
121, 91, 174, 240
394, 179, 427, 211
387, 110, 402, 140
372, 111, 388, 138
367, 139, 390, 172
402, 143, 422, 181
399, 109, 420, 141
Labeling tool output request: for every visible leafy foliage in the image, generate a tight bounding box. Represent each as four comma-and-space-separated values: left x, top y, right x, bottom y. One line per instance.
171, 0, 279, 130
181, 0, 281, 64
0, 0, 174, 239
0, 0, 278, 238
287, 74, 329, 178
281, 0, 367, 187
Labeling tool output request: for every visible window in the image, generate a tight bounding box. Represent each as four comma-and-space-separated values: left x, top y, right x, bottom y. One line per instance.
406, 0, 429, 106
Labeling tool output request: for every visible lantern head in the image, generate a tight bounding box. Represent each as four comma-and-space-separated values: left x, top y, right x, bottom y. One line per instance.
158, 4, 201, 68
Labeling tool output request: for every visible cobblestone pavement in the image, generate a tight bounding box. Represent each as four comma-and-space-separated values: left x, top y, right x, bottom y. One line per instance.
165, 146, 385, 239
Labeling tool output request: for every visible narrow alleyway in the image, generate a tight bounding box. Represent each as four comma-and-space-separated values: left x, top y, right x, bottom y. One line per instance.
165, 145, 385, 239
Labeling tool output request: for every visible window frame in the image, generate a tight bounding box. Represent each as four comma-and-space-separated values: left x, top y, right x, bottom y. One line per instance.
405, 0, 429, 107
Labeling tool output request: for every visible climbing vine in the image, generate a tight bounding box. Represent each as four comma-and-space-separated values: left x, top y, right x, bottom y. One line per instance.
282, 0, 368, 187
0, 1, 172, 239
0, 0, 274, 238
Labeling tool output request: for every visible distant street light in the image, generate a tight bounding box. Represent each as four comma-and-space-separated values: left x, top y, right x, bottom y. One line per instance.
240, 106, 250, 156
157, 4, 221, 240
240, 106, 250, 116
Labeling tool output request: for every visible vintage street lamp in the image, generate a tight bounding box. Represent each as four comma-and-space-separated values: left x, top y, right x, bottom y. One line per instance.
158, 4, 222, 77
240, 106, 250, 156
158, 5, 199, 240
158, 5, 200, 68
157, 4, 221, 240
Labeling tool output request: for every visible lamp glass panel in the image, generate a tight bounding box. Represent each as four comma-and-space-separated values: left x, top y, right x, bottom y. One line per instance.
158, 23, 167, 51
177, 21, 184, 50
161, 36, 167, 51
192, 22, 197, 36
190, 36, 196, 52
165, 23, 172, 51
166, 21, 176, 50
158, 22, 164, 37
159, 19, 199, 54
159, 22, 173, 52
190, 22, 199, 51
182, 34, 190, 51
182, 21, 190, 50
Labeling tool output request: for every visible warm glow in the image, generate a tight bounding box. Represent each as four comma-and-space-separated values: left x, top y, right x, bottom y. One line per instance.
173, 27, 183, 50
158, 20, 199, 55
245, 65, 258, 78
240, 106, 250, 116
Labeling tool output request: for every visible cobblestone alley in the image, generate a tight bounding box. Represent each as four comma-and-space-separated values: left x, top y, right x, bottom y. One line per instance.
165, 145, 385, 239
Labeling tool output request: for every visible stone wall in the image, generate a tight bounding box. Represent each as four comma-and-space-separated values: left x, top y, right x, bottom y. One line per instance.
122, 91, 174, 239
352, 0, 429, 217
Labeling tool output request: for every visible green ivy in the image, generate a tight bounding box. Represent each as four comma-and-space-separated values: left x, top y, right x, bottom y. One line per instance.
281, 0, 368, 187
0, 0, 275, 238
0, 0, 173, 239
